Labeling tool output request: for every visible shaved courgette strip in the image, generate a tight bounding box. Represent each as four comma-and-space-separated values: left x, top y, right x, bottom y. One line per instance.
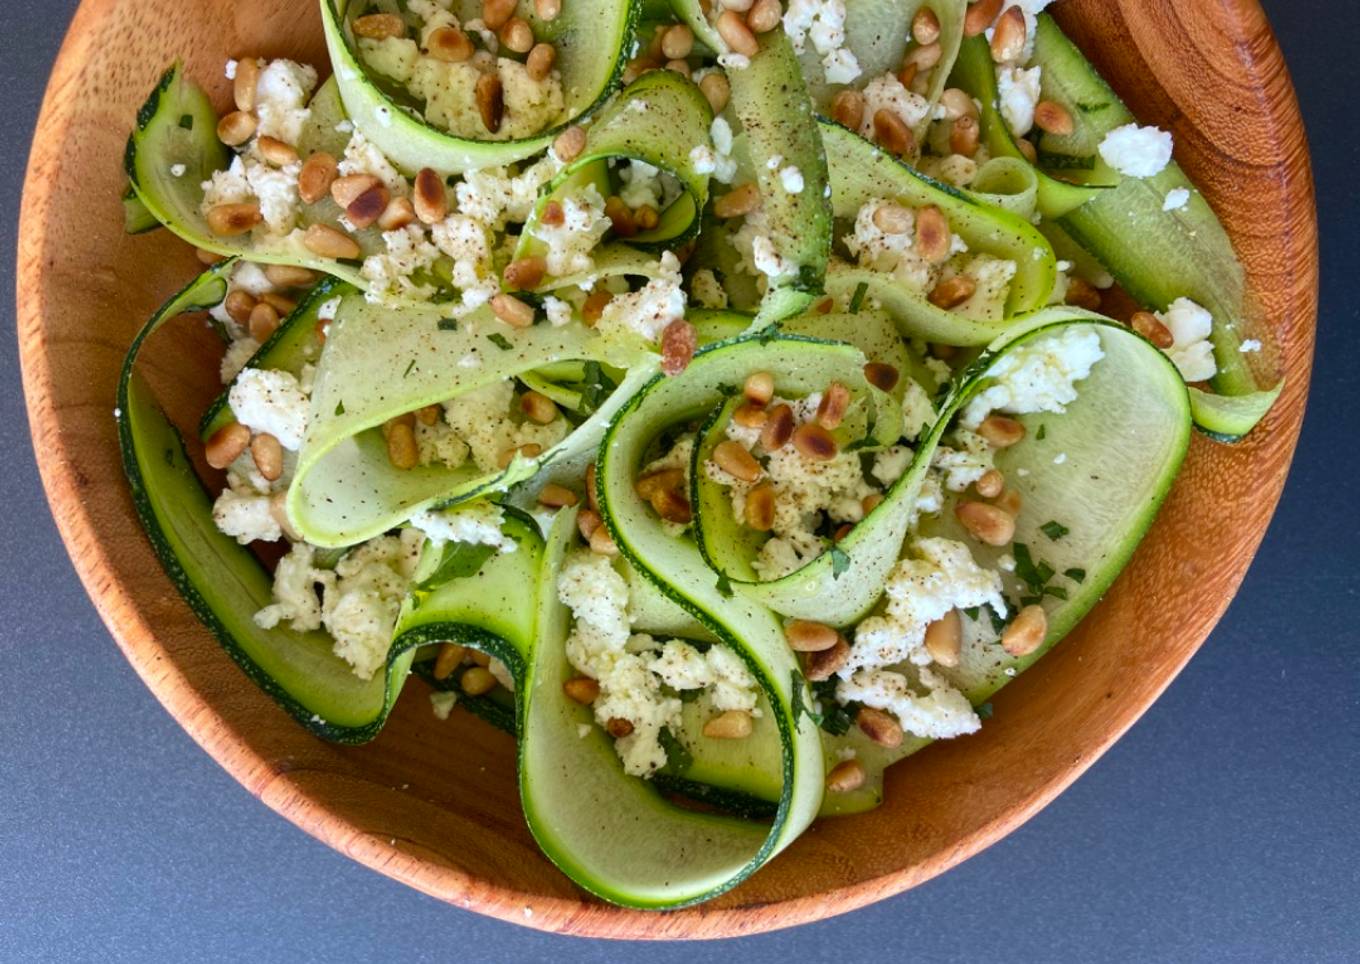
321, 0, 636, 176
949, 34, 1113, 219
820, 119, 1058, 346
287, 293, 655, 547
1027, 14, 1281, 439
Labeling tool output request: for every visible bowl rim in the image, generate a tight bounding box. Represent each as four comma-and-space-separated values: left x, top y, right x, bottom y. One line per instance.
15, 0, 1318, 939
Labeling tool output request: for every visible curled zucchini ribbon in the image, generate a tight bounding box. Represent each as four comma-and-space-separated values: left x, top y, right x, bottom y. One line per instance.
957, 14, 1282, 438
321, 0, 638, 176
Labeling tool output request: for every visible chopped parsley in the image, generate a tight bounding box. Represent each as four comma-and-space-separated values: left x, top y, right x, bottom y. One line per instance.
178, 113, 194, 130
1064, 567, 1087, 584
402, 358, 416, 378
658, 728, 694, 773
334, 401, 345, 416
976, 701, 994, 720
436, 318, 458, 331
714, 572, 734, 597
829, 546, 851, 578
414, 541, 497, 592
486, 332, 514, 351
1036, 423, 1047, 441
811, 679, 853, 736
1039, 520, 1070, 541
848, 281, 869, 313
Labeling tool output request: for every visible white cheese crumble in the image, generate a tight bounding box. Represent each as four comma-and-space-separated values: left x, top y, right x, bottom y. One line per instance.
443, 380, 568, 472
783, 0, 861, 84
1098, 123, 1174, 179
532, 184, 611, 276
228, 368, 310, 450
595, 252, 686, 342
778, 165, 805, 194
321, 530, 424, 679
1162, 187, 1191, 211
430, 691, 459, 720
1239, 339, 1262, 354
409, 500, 515, 552
253, 59, 318, 145
857, 74, 931, 142
1156, 297, 1218, 382
960, 326, 1105, 429
689, 268, 728, 309
996, 65, 1042, 138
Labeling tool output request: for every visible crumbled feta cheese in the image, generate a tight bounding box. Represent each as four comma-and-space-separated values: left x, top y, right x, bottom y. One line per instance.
532, 184, 611, 276
543, 295, 573, 327
872, 445, 914, 487
225, 59, 239, 80
933, 429, 995, 491
489, 658, 515, 692
858, 74, 931, 141
960, 326, 1105, 428
595, 253, 686, 342
1098, 123, 1174, 179
443, 380, 567, 472
228, 367, 310, 450
339, 130, 408, 196
253, 60, 318, 146
255, 542, 331, 630
1239, 339, 1262, 354
841, 538, 1006, 676
430, 691, 459, 720
431, 214, 496, 306
212, 483, 282, 545
778, 165, 805, 194
1163, 187, 1191, 211
689, 268, 728, 309
901, 380, 937, 440
996, 65, 1042, 138
783, 0, 861, 84
410, 500, 515, 552
323, 530, 424, 679
837, 666, 980, 739
170, 163, 187, 178
1156, 297, 1218, 382
362, 224, 442, 305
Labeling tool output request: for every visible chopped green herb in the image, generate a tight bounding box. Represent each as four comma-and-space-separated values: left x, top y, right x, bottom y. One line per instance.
402, 358, 416, 378
1040, 520, 1070, 541
486, 332, 514, 351
829, 546, 851, 578
1064, 567, 1087, 583
1012, 543, 1053, 594
790, 670, 816, 727
334, 401, 345, 416
976, 701, 994, 720
963, 606, 980, 620
1036, 423, 1047, 440
575, 361, 611, 415
178, 113, 194, 130
848, 281, 869, 313
714, 572, 734, 597
658, 728, 694, 773
1043, 586, 1069, 601
811, 679, 852, 736
436, 318, 458, 331
989, 607, 1008, 635
415, 541, 497, 592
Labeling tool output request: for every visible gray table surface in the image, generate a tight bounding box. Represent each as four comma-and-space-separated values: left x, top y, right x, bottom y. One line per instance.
3, 2, 1355, 961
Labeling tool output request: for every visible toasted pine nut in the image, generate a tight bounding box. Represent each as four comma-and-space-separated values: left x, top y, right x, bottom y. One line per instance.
433, 643, 466, 680
490, 293, 535, 328
785, 619, 840, 653
563, 676, 599, 703
354, 12, 406, 39
1131, 311, 1175, 349
378, 196, 417, 230
826, 758, 866, 793
871, 203, 913, 235
863, 362, 900, 392
745, 481, 776, 531
760, 403, 795, 450
603, 196, 637, 238
634, 204, 660, 231
712, 440, 763, 482
805, 637, 850, 681
482, 0, 516, 29
661, 24, 695, 59
196, 247, 226, 265
651, 487, 693, 524
503, 255, 547, 291
904, 41, 942, 72
520, 390, 558, 424
256, 136, 298, 167
470, 650, 492, 667
535, 201, 565, 228
928, 274, 977, 309
605, 716, 634, 737
552, 125, 586, 163
205, 422, 251, 469
990, 5, 1027, 63
939, 87, 978, 120
500, 17, 535, 53
415, 405, 440, 426
950, 114, 981, 156
527, 42, 557, 81
995, 487, 1023, 515
831, 89, 865, 131
636, 468, 683, 501
862, 491, 885, 514
589, 524, 618, 556
577, 507, 603, 540
261, 292, 297, 315
963, 0, 1002, 38
385, 420, 418, 469
581, 288, 612, 325
207, 202, 262, 236
873, 109, 915, 157
714, 182, 760, 219
857, 706, 904, 747
264, 264, 316, 288
703, 710, 753, 739
476, 72, 504, 134
1002, 604, 1048, 656
660, 319, 697, 376
695, 72, 729, 115
460, 666, 497, 696
912, 6, 941, 44
346, 184, 391, 230
955, 500, 1015, 546
224, 290, 257, 328
427, 25, 475, 62
746, 0, 781, 33
538, 483, 579, 508
914, 205, 952, 264
246, 433, 284, 482
217, 110, 256, 147
535, 0, 562, 20
716, 10, 759, 56
330, 174, 380, 209
733, 403, 768, 429
975, 467, 1005, 499
1034, 99, 1075, 136
924, 608, 962, 667
297, 152, 338, 205
976, 414, 1026, 447
816, 381, 851, 430
233, 57, 261, 112
410, 167, 447, 224
1016, 137, 1038, 162
497, 442, 543, 469
248, 302, 280, 341
1065, 276, 1102, 311
792, 423, 838, 460
743, 371, 774, 406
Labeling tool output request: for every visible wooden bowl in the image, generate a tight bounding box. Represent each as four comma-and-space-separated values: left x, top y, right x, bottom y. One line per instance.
16, 0, 1315, 938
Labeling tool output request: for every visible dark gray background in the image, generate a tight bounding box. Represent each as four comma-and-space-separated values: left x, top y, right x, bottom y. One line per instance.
2, 2, 1354, 961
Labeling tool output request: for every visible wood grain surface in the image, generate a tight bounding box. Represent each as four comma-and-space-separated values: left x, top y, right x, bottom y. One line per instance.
15, 0, 1316, 939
